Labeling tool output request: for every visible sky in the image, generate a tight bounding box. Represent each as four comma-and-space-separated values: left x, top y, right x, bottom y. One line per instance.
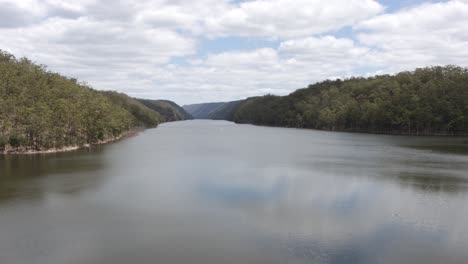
0, 0, 467, 105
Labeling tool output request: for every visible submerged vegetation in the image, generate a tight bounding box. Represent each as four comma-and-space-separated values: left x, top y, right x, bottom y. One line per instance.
0, 50, 189, 153
229, 66, 468, 135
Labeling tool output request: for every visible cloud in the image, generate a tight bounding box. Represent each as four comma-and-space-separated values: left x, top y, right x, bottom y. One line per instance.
136, 0, 228, 33
0, 0, 45, 27
0, 0, 89, 27
203, 0, 384, 38
279, 36, 374, 69
134, 36, 379, 104
355, 0, 468, 71
133, 0, 384, 39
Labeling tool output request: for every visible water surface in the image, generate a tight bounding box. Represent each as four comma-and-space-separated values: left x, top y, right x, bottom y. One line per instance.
1, 120, 468, 264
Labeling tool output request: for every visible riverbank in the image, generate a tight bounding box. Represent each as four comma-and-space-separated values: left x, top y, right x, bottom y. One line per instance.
232, 121, 468, 137
0, 129, 142, 155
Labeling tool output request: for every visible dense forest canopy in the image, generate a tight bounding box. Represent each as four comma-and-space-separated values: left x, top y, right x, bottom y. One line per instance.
231, 66, 468, 135
0, 50, 188, 153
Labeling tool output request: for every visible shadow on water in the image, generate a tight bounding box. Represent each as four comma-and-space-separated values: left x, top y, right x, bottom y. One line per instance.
404, 144, 468, 155
393, 139, 468, 194
397, 135, 468, 155
0, 146, 109, 204
396, 172, 468, 194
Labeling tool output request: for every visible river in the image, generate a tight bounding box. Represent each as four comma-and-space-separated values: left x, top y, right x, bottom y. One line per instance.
1, 120, 468, 264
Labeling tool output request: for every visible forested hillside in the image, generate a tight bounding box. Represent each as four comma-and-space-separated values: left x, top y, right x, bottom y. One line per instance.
137, 99, 193, 122
231, 66, 468, 135
0, 51, 167, 153
183, 100, 243, 120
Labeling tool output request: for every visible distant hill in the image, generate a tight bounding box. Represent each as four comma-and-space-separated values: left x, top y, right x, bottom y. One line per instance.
183, 100, 243, 120
137, 99, 193, 122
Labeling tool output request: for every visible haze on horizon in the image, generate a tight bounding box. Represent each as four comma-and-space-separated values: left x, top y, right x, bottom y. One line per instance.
1, 0, 467, 105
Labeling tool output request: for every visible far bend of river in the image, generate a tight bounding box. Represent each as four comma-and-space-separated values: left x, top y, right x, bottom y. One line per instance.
1, 120, 468, 264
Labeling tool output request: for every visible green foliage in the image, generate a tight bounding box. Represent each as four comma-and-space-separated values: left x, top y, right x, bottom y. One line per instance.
101, 91, 162, 128
0, 137, 5, 151
8, 134, 26, 149
0, 50, 162, 152
232, 66, 468, 135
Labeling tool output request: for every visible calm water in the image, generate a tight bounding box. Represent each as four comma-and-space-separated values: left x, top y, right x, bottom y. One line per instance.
1, 120, 468, 264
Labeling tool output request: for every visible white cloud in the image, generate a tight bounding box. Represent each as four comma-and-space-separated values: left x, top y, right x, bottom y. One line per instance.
355, 0, 468, 71
136, 0, 228, 34
203, 0, 384, 38
0, 0, 93, 27
133, 0, 384, 38
0, 0, 46, 27
206, 48, 279, 67
136, 36, 379, 104
279, 36, 373, 68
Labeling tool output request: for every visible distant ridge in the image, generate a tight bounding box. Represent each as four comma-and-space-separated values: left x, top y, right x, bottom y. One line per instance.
183, 100, 243, 120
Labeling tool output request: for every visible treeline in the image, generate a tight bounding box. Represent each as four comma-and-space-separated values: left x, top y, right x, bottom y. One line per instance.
231, 66, 468, 135
0, 50, 186, 153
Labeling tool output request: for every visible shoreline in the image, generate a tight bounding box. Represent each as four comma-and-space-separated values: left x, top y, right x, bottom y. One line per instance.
233, 121, 468, 137
0, 129, 142, 155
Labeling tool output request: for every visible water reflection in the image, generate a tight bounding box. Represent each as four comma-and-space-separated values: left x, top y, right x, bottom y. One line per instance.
0, 147, 108, 204
404, 142, 468, 155
197, 176, 287, 208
